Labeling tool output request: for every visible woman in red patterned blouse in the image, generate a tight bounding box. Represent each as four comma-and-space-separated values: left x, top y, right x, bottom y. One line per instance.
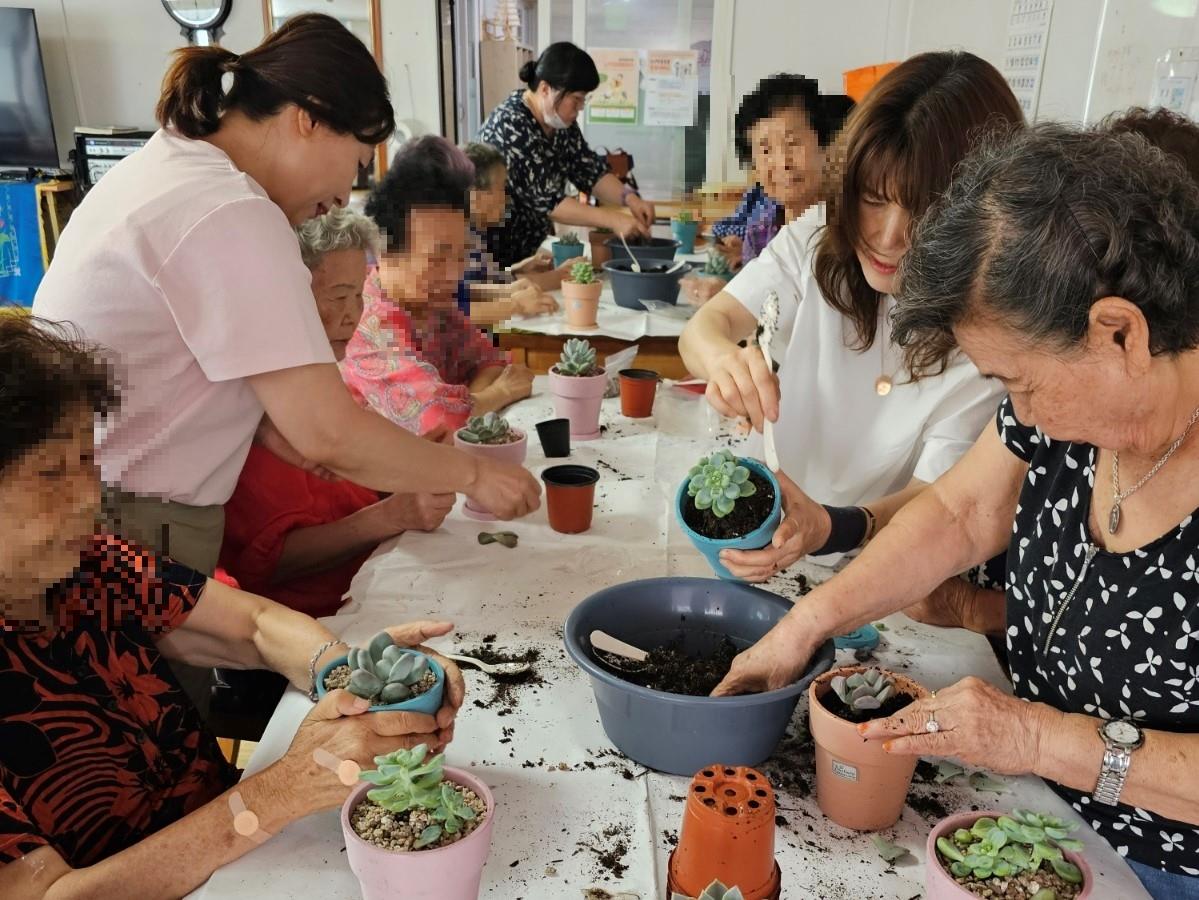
340, 135, 536, 437
0, 316, 465, 898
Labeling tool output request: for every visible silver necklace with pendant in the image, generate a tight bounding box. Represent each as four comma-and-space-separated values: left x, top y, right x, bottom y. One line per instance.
1109, 403, 1199, 534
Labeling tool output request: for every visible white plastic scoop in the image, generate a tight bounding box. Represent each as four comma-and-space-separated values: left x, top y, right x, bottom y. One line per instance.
617, 231, 642, 273
758, 290, 781, 472
590, 630, 649, 673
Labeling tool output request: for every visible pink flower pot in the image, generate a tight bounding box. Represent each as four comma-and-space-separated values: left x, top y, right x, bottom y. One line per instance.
341, 767, 496, 900
454, 429, 528, 520
925, 811, 1094, 900
549, 367, 606, 441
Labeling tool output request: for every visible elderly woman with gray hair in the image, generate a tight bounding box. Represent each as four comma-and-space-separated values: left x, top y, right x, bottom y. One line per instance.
217, 208, 455, 619
713, 124, 1199, 896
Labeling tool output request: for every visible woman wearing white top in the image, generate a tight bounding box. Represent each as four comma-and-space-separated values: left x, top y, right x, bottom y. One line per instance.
33, 15, 540, 575
679, 51, 1021, 581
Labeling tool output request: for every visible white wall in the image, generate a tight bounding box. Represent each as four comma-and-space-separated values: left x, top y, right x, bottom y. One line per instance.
3, 0, 442, 169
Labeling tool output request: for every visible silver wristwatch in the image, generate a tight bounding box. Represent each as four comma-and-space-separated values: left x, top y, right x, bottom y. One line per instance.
1092, 717, 1144, 806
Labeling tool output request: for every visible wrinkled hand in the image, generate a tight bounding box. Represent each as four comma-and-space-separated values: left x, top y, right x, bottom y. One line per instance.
710, 617, 815, 696
464, 456, 541, 520
704, 343, 780, 431
382, 620, 466, 750
511, 286, 559, 317
720, 471, 830, 581
512, 249, 553, 274
626, 194, 656, 231
491, 364, 535, 404
858, 676, 1052, 775
552, 255, 586, 277
681, 274, 727, 308
370, 491, 455, 533
715, 236, 744, 271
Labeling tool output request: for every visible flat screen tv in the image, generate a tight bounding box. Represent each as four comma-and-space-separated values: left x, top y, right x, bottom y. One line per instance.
0, 7, 59, 169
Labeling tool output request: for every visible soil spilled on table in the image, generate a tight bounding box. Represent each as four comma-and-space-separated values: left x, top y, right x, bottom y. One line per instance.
458, 636, 543, 715
681, 470, 775, 541
596, 635, 738, 696
574, 823, 631, 881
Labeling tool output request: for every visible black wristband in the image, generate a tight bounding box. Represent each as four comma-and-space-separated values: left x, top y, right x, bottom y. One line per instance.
813, 505, 868, 555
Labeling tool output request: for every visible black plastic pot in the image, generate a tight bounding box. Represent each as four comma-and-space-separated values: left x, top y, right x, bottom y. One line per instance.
603, 259, 695, 310
605, 236, 680, 264
535, 418, 571, 457
564, 576, 835, 775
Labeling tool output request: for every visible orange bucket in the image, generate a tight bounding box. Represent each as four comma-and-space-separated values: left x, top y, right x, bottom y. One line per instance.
843, 62, 899, 102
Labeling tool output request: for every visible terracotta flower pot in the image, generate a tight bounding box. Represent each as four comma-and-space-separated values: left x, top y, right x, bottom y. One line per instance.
925, 811, 1095, 900
549, 366, 606, 441
667, 765, 781, 900
561, 279, 602, 328
808, 665, 929, 831
589, 231, 613, 268
341, 767, 496, 900
454, 429, 528, 520
541, 464, 599, 533
619, 368, 659, 417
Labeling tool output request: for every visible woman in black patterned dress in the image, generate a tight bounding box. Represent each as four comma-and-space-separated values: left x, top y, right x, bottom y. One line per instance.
712, 124, 1199, 897
478, 42, 656, 267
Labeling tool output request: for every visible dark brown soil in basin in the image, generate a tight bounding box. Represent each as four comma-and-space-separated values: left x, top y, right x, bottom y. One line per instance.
817, 685, 916, 724
598, 636, 738, 696
681, 470, 775, 541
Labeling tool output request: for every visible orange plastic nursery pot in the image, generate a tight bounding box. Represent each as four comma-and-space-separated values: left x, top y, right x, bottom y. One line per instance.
808, 665, 929, 831
619, 368, 659, 417
667, 765, 781, 900
562, 279, 602, 328
541, 464, 599, 534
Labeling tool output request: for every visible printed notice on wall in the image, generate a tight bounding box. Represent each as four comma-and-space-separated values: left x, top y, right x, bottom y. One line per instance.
1003, 0, 1054, 119
589, 49, 640, 125
643, 50, 699, 127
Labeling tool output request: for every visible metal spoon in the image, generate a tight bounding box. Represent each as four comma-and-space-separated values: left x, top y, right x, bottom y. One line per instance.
442, 652, 531, 677
617, 231, 642, 273
590, 630, 649, 673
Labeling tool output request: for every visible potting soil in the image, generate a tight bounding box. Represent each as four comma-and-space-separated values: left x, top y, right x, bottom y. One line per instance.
350, 781, 487, 852
322, 665, 437, 702
939, 859, 1083, 900
681, 470, 776, 541
607, 636, 739, 696
817, 686, 916, 724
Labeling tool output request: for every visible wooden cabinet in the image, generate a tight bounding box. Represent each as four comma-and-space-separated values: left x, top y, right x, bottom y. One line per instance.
480, 39, 534, 119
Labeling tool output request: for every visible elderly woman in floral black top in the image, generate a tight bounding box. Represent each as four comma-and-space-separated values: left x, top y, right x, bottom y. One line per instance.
478, 42, 656, 267
713, 124, 1199, 897
0, 317, 465, 898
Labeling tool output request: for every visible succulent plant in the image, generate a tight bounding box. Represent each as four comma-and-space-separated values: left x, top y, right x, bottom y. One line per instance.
345, 631, 433, 706
704, 248, 733, 278
830, 667, 895, 712
477, 530, 518, 548
686, 449, 756, 518
671, 880, 745, 900
457, 412, 514, 445
935, 810, 1087, 886
557, 230, 582, 245
569, 260, 596, 285
555, 338, 601, 377
358, 744, 479, 849
674, 209, 695, 223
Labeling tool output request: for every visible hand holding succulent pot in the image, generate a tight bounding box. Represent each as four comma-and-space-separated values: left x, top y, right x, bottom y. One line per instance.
926, 810, 1093, 900
549, 338, 606, 441
341, 743, 496, 900
676, 449, 782, 580
561, 261, 602, 328
808, 665, 928, 831
317, 631, 446, 714
552, 230, 584, 268
453, 413, 529, 520
704, 248, 734, 279
672, 209, 699, 254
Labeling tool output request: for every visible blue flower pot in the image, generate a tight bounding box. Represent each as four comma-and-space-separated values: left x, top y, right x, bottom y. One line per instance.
552, 240, 585, 268
564, 576, 835, 775
676, 458, 783, 581
671, 219, 699, 254
315, 648, 445, 715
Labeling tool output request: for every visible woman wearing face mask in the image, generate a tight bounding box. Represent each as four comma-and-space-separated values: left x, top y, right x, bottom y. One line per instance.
683, 75, 854, 307
478, 42, 656, 268
678, 51, 1020, 581
32, 15, 540, 581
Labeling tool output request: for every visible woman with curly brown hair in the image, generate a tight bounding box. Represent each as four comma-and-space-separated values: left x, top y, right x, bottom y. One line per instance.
679, 51, 1021, 579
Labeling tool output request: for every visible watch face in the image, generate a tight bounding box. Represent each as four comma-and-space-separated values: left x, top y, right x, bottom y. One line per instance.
1104, 719, 1141, 745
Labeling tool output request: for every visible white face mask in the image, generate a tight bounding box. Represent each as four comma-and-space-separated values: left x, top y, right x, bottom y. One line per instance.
542, 92, 571, 130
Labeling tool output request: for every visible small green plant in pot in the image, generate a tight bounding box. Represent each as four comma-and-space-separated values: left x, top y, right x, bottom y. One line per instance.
672, 879, 745, 900
549, 338, 606, 440
562, 261, 602, 328
927, 809, 1093, 900
453, 412, 529, 520
552, 230, 584, 267
672, 208, 699, 253
675, 449, 781, 580
704, 248, 734, 278
341, 744, 497, 900
318, 631, 445, 714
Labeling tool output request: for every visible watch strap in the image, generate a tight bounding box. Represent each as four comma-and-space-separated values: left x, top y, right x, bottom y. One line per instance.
1092, 745, 1132, 806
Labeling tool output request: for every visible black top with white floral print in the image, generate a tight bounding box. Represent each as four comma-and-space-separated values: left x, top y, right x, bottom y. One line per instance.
478, 90, 610, 267
998, 396, 1199, 875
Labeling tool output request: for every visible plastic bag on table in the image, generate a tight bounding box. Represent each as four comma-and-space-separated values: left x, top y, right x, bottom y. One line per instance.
640, 299, 695, 320
602, 345, 638, 397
